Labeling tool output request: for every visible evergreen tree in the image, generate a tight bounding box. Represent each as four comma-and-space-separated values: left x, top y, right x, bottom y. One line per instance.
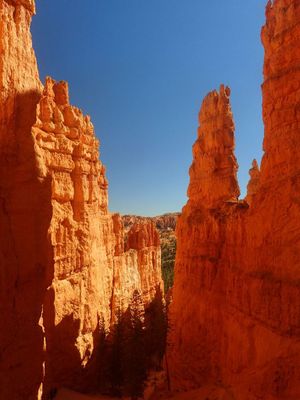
145, 288, 167, 369
95, 316, 108, 393
109, 309, 126, 397
123, 291, 147, 399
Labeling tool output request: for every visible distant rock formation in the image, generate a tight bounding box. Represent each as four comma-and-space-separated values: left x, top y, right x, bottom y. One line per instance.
123, 213, 179, 292
0, 1, 163, 399
123, 212, 179, 232
167, 1, 300, 398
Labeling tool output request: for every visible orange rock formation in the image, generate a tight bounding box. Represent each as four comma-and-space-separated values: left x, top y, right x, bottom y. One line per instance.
123, 213, 179, 232
0, 1, 163, 399
168, 1, 300, 399
126, 222, 162, 303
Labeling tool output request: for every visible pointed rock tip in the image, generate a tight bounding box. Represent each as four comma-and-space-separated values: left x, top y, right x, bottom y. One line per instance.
252, 159, 259, 170
43, 77, 70, 106
205, 83, 231, 98
219, 84, 231, 98
198, 83, 232, 124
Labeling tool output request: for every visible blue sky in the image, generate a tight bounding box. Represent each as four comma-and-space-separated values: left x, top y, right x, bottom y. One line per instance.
32, 1, 266, 216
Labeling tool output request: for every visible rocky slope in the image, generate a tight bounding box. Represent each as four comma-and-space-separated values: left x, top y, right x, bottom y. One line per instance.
0, 2, 163, 399
167, 1, 300, 399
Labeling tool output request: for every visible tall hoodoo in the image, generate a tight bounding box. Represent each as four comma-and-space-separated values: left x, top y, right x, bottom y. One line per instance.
188, 84, 240, 208
168, 85, 242, 392
168, 0, 300, 398
0, 1, 164, 399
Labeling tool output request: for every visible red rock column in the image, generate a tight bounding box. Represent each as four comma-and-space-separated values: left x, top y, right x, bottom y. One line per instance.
167, 85, 240, 390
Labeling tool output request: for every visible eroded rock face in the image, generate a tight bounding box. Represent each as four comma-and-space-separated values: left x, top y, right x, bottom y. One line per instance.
126, 222, 163, 304
33, 77, 113, 395
0, 1, 163, 399
167, 1, 300, 399
110, 217, 163, 322
123, 213, 178, 293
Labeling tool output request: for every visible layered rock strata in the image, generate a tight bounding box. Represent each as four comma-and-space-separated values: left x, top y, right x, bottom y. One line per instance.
0, 1, 163, 399
168, 1, 300, 398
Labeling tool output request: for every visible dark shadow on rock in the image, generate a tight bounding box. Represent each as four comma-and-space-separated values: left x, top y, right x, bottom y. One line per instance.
0, 89, 54, 399
42, 312, 83, 399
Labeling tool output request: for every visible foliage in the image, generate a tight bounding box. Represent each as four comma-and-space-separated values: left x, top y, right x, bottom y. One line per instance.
122, 291, 147, 399
144, 288, 168, 369
98, 289, 167, 399
161, 233, 176, 292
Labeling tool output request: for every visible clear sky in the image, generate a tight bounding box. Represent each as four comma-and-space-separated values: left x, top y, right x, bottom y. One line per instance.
32, 1, 266, 216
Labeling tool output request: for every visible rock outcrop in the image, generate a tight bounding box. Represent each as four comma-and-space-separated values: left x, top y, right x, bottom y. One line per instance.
126, 222, 162, 303
167, 1, 300, 398
0, 1, 163, 399
123, 213, 179, 293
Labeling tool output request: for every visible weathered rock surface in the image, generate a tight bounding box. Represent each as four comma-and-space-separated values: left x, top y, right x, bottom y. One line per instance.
0, 1, 163, 399
167, 1, 300, 398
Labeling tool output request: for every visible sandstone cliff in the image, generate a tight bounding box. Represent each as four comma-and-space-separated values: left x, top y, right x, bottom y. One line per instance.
167, 1, 300, 398
0, 1, 163, 399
